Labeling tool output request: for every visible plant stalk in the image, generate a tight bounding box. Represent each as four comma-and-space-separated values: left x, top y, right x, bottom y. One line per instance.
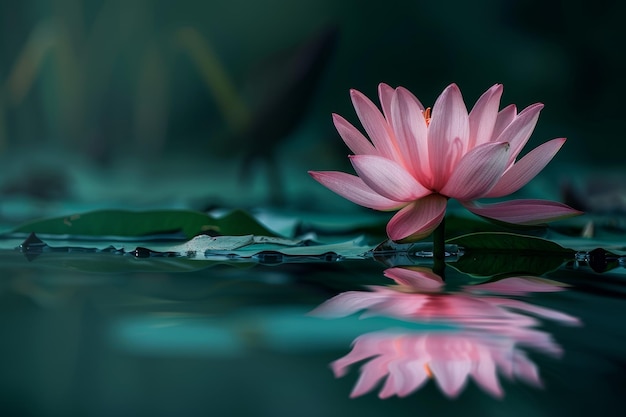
432, 217, 446, 279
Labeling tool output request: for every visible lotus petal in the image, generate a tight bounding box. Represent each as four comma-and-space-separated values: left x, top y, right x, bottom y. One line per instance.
384, 267, 444, 291
350, 89, 399, 160
440, 142, 510, 200
469, 84, 503, 149
332, 113, 378, 155
428, 84, 470, 189
391, 87, 431, 184
350, 155, 431, 202
486, 138, 566, 198
378, 83, 395, 122
494, 103, 543, 165
471, 350, 503, 398
468, 277, 568, 296
350, 355, 390, 398
386, 195, 447, 241
380, 357, 429, 398
430, 358, 471, 398
309, 171, 404, 210
462, 199, 582, 224
491, 104, 517, 141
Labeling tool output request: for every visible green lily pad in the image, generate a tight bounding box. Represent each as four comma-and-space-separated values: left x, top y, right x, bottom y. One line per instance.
444, 212, 546, 238
447, 232, 575, 277
9, 209, 277, 239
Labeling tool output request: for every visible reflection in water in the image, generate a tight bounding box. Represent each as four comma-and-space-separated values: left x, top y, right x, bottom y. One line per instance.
312, 267, 581, 399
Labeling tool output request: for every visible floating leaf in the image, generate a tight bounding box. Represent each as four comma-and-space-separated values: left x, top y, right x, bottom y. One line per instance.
447, 232, 575, 277
5, 232, 374, 273
9, 209, 277, 239
447, 232, 573, 252
444, 212, 545, 238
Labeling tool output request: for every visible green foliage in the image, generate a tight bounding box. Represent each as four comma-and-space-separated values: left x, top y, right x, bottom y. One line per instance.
444, 213, 545, 238
10, 209, 277, 239
447, 232, 575, 277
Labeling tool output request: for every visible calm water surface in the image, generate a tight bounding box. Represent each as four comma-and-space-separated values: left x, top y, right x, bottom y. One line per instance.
0, 251, 624, 417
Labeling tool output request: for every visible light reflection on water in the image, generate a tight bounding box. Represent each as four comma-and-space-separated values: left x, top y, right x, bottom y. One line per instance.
0, 255, 623, 416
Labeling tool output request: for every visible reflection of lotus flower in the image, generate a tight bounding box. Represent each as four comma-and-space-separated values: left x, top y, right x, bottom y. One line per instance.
332, 330, 546, 399
313, 272, 581, 331
309, 84, 581, 241
312, 268, 581, 399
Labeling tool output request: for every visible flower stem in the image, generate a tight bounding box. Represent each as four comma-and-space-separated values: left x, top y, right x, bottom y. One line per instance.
432, 217, 446, 279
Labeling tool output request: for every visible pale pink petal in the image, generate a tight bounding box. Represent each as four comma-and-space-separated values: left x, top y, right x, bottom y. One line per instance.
330, 359, 350, 378
469, 84, 503, 149
309, 171, 404, 210
471, 350, 503, 398
384, 267, 444, 291
350, 356, 389, 398
513, 351, 543, 388
396, 360, 430, 397
309, 290, 390, 318
492, 104, 517, 140
486, 138, 566, 198
440, 142, 510, 200
468, 277, 568, 296
428, 84, 470, 189
331, 353, 362, 378
380, 359, 429, 398
360, 292, 429, 318
398, 86, 426, 111
492, 298, 582, 326
494, 103, 543, 165
350, 155, 431, 202
495, 328, 562, 355
390, 87, 431, 184
386, 194, 448, 242
378, 83, 395, 122
331, 334, 386, 378
492, 344, 515, 380
332, 113, 378, 155
429, 359, 471, 398
462, 199, 582, 225
350, 89, 399, 160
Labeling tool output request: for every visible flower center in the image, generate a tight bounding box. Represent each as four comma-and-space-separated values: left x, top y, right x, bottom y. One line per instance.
423, 107, 431, 126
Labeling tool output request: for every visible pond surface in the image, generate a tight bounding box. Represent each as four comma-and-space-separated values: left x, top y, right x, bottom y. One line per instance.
1, 244, 624, 417
0, 150, 624, 416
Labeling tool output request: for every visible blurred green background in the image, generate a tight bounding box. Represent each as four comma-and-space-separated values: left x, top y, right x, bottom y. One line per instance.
0, 0, 624, 217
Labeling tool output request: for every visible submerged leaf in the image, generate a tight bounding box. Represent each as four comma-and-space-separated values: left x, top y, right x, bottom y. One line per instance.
9, 209, 277, 239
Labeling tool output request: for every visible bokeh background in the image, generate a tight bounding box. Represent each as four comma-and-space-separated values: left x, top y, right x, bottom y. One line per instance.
1, 0, 625, 221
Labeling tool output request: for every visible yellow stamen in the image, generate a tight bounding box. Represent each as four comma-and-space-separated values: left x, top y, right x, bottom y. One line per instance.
424, 363, 433, 378
423, 107, 431, 126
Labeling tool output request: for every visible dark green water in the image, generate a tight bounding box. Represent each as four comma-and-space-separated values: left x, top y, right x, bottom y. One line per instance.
1, 249, 623, 417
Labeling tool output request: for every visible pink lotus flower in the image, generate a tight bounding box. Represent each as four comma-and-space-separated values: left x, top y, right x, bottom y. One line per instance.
309, 83, 582, 241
